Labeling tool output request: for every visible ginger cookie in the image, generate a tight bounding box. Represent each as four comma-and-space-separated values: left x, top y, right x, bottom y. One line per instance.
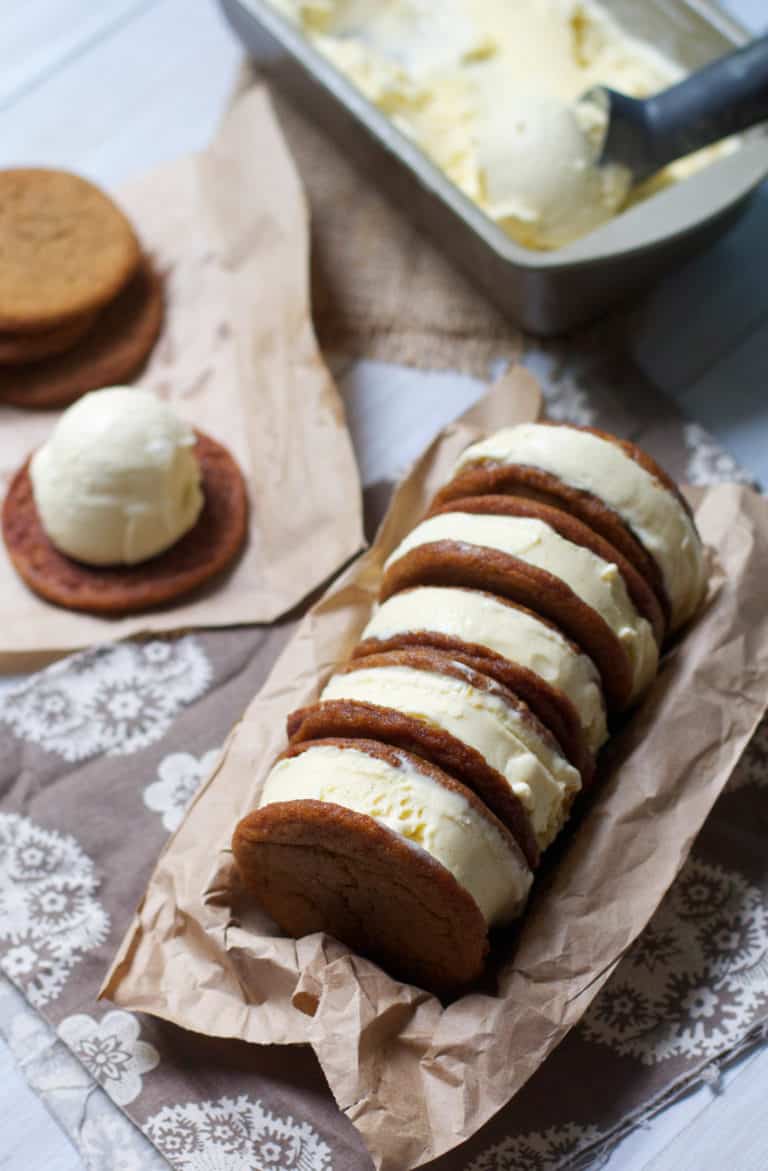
436, 422, 706, 632
0, 168, 140, 332
0, 311, 97, 366
2, 431, 247, 614
291, 647, 583, 858
381, 498, 661, 711
233, 738, 532, 994
0, 258, 163, 409
355, 585, 607, 781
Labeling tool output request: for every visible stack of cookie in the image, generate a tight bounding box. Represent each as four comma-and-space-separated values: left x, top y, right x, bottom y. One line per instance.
0, 169, 162, 408
233, 422, 707, 993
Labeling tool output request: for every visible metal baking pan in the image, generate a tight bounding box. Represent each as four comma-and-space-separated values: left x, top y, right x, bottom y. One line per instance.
220, 0, 768, 335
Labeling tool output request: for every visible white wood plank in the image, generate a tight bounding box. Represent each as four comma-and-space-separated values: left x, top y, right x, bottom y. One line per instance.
0, 0, 243, 189
724, 0, 766, 33
0, 1041, 82, 1171
643, 1045, 768, 1171
595, 1044, 761, 1171
0, 0, 160, 112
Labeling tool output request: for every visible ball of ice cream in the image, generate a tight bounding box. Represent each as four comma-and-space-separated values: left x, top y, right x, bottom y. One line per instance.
476, 94, 631, 249
30, 386, 204, 566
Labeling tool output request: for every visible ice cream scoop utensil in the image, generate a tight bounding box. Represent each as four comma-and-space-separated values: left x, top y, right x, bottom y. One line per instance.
588, 33, 768, 184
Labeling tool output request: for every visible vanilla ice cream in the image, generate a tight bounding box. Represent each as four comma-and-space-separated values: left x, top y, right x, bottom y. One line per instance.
259, 743, 532, 923
385, 511, 659, 701
456, 424, 706, 630
30, 387, 203, 566
362, 586, 608, 752
476, 93, 630, 249
272, 0, 734, 249
321, 661, 581, 848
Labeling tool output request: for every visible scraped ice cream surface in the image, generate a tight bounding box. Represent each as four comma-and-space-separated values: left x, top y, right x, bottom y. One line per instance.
476, 92, 631, 249
270, 0, 734, 250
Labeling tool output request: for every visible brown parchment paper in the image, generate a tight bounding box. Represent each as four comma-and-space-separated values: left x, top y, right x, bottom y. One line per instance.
0, 86, 362, 668
103, 369, 768, 1170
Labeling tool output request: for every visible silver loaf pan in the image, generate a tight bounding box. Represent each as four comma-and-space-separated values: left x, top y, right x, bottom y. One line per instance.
220, 0, 768, 336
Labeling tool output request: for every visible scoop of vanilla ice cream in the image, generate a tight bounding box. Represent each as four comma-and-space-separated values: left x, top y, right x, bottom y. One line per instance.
30, 387, 204, 567
277, 0, 732, 251
477, 94, 631, 249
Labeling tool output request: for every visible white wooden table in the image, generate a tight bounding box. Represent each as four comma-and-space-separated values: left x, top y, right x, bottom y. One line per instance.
1, 3, 767, 1169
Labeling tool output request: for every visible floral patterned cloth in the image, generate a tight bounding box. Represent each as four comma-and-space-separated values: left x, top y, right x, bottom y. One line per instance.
0, 386, 765, 1171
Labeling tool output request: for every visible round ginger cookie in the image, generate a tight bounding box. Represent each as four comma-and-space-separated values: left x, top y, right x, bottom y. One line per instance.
234, 800, 489, 995
0, 257, 163, 409
0, 311, 97, 366
0, 168, 140, 332
2, 430, 247, 614
234, 735, 531, 993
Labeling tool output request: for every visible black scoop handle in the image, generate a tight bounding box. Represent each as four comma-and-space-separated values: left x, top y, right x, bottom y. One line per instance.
602, 33, 768, 180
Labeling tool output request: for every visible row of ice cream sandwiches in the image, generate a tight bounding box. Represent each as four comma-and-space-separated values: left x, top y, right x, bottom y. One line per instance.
233, 422, 706, 993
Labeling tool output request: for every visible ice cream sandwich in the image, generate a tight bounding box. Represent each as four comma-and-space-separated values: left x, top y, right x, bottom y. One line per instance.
381, 496, 662, 711
232, 738, 532, 992
434, 422, 706, 632
354, 585, 608, 777
289, 647, 582, 859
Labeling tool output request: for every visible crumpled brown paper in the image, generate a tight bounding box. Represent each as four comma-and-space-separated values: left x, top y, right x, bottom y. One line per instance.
103, 369, 768, 1170
0, 87, 362, 669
